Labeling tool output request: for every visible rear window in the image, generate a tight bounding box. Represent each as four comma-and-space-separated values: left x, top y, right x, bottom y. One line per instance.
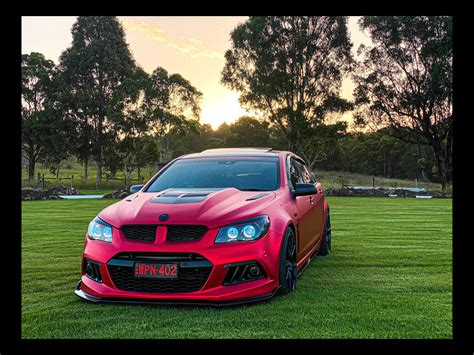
146, 157, 280, 192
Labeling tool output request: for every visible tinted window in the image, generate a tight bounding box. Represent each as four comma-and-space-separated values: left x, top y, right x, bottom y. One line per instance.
289, 158, 304, 188
146, 158, 280, 192
298, 161, 315, 183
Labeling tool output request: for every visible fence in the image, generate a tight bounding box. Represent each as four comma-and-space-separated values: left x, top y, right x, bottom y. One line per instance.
316, 170, 448, 192
21, 169, 450, 193
21, 174, 146, 191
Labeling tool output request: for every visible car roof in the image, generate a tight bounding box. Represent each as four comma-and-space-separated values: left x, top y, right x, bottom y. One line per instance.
181, 147, 283, 159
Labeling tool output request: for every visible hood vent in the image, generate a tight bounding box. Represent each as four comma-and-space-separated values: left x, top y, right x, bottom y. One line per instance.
246, 193, 269, 201
150, 188, 224, 204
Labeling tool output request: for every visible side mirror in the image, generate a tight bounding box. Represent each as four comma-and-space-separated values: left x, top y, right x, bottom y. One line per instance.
130, 184, 144, 194
293, 183, 317, 197
316, 182, 322, 193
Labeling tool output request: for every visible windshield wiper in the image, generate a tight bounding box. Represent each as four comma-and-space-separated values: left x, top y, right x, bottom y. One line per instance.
239, 188, 265, 191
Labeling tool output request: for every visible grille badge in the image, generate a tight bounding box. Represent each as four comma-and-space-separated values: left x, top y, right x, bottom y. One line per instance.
159, 214, 169, 221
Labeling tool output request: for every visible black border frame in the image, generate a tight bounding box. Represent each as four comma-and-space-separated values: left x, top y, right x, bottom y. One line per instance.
7, 12, 472, 355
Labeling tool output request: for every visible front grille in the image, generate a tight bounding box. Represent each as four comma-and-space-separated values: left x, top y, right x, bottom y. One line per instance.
121, 225, 157, 242
107, 252, 213, 293
120, 225, 208, 242
166, 225, 208, 242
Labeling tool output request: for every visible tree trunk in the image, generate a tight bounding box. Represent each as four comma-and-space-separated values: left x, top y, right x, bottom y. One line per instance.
438, 157, 448, 192
124, 163, 132, 185
96, 116, 104, 184
28, 151, 36, 183
97, 164, 102, 185
84, 159, 88, 182
432, 142, 449, 192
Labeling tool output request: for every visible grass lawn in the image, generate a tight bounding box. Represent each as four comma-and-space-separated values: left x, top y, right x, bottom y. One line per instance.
21, 197, 452, 339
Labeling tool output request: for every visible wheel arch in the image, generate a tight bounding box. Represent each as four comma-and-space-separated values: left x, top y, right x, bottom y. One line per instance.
282, 221, 297, 255
323, 198, 330, 220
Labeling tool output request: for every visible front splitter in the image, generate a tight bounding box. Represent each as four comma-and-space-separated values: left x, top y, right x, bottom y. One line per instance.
74, 281, 280, 307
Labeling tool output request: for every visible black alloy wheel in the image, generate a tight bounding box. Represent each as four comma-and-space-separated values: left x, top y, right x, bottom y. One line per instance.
318, 210, 332, 256
279, 228, 297, 295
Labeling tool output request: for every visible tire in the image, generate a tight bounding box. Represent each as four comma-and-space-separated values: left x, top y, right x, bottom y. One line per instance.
318, 209, 332, 256
279, 227, 297, 295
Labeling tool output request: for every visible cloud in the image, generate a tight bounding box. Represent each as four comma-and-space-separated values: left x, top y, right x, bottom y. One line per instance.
121, 19, 223, 60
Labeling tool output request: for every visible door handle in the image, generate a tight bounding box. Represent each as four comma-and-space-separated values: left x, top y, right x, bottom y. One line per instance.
309, 196, 315, 204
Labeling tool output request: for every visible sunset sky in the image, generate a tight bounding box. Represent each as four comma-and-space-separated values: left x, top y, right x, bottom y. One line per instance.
21, 16, 372, 129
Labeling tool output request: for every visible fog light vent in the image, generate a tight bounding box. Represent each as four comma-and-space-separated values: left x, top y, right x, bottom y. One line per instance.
84, 258, 102, 283
223, 261, 265, 285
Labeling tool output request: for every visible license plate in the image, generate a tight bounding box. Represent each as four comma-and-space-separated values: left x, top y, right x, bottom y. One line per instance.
134, 263, 178, 279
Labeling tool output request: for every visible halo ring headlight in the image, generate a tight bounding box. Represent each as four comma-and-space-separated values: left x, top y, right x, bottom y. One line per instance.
88, 217, 113, 243
215, 215, 270, 243
243, 225, 256, 238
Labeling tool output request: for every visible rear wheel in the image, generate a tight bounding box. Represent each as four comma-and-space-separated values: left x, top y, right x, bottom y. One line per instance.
318, 210, 332, 256
279, 227, 297, 295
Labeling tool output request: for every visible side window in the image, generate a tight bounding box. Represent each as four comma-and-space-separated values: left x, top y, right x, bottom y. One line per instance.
298, 162, 316, 184
289, 157, 303, 188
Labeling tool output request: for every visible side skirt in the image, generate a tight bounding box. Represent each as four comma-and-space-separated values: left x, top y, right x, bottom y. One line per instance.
296, 247, 319, 278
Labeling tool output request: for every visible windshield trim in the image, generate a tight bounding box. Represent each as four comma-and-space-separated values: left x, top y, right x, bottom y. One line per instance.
143, 156, 281, 193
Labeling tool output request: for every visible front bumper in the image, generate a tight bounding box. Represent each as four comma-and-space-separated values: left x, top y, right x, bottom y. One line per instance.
76, 226, 283, 304
75, 281, 280, 307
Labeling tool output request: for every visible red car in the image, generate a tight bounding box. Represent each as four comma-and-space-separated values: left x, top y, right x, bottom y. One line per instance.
75, 148, 332, 305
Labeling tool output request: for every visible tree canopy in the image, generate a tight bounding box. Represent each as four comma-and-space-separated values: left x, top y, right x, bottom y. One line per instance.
21, 16, 452, 191
222, 16, 354, 168
22, 52, 69, 180
353, 16, 452, 189
58, 16, 138, 182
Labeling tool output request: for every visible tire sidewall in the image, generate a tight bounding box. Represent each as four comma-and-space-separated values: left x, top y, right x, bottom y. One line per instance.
279, 227, 296, 295
319, 210, 331, 256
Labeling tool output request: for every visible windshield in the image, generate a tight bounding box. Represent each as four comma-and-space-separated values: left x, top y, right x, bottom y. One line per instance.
146, 157, 280, 192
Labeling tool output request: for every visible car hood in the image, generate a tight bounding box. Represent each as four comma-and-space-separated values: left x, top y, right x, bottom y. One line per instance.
99, 188, 276, 229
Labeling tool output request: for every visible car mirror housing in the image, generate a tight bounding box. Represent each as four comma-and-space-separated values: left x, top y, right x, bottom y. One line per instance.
130, 184, 144, 193
293, 183, 317, 197
316, 182, 322, 193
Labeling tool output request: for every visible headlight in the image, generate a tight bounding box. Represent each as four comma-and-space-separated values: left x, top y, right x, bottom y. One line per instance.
215, 215, 270, 243
87, 217, 113, 243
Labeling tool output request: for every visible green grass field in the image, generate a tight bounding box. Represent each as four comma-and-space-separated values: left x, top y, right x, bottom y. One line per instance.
21, 197, 452, 339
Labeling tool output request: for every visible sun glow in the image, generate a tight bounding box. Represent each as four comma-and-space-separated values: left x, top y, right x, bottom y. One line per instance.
200, 90, 259, 129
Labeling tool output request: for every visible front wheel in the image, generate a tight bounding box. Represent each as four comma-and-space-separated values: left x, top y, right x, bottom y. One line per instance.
279, 227, 297, 295
318, 209, 332, 256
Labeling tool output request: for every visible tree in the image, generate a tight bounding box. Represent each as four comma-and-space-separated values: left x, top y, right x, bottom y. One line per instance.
119, 135, 160, 183
221, 16, 353, 168
58, 16, 137, 183
226, 116, 270, 147
353, 16, 452, 190
171, 123, 215, 158
302, 121, 348, 169
21, 52, 64, 181
146, 67, 202, 162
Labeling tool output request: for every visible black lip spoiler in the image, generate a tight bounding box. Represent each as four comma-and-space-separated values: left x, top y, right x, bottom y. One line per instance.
74, 281, 280, 307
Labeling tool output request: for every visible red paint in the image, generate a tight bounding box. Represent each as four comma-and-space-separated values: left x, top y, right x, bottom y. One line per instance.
78, 150, 329, 303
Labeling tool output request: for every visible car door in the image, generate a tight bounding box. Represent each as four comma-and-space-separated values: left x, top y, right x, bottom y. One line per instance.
298, 161, 324, 246
288, 157, 317, 260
